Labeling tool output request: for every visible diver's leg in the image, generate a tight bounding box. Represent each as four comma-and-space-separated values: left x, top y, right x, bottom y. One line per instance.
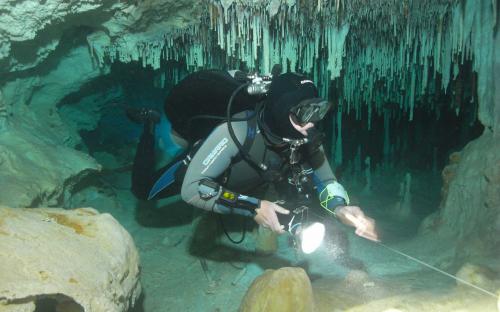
129, 108, 161, 200
131, 122, 156, 199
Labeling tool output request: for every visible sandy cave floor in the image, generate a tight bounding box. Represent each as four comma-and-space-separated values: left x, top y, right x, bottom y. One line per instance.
70, 167, 499, 312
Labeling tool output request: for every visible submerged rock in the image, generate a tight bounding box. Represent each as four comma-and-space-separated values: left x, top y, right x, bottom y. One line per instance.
455, 263, 498, 291
0, 126, 101, 208
239, 267, 315, 312
0, 206, 141, 312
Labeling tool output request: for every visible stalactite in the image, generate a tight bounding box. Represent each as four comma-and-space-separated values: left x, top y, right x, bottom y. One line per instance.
354, 145, 362, 177
335, 105, 343, 166
86, 31, 110, 68
86, 0, 352, 90
383, 111, 390, 165
363, 156, 372, 194
83, 0, 495, 155
0, 90, 7, 131
395, 172, 413, 218
334, 0, 494, 128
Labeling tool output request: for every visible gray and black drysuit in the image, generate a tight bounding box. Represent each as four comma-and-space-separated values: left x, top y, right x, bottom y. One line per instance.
131, 70, 350, 219
180, 114, 343, 216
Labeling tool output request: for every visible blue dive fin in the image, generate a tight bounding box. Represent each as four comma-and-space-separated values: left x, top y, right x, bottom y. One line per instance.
148, 160, 183, 200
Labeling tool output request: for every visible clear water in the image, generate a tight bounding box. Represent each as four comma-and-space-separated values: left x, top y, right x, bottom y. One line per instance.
1, 1, 499, 311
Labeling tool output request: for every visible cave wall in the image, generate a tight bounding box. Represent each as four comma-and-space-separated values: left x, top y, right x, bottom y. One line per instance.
416, 22, 499, 260
442, 17, 499, 237
0, 0, 199, 207
0, 0, 202, 72
415, 133, 499, 269
0, 41, 104, 207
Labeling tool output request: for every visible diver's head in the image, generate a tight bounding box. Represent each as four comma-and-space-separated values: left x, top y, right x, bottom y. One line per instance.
263, 73, 331, 139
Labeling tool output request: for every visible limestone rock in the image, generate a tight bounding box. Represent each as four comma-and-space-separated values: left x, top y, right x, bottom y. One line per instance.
455, 263, 496, 291
0, 126, 101, 208
239, 267, 315, 312
420, 133, 500, 253
0, 206, 141, 312
0, 0, 203, 72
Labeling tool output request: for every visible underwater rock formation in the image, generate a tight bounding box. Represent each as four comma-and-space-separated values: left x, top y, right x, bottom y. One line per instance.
455, 263, 499, 292
420, 132, 500, 260
439, 151, 461, 204
0, 124, 100, 208
0, 44, 106, 207
419, 132, 500, 266
0, 206, 141, 312
0, 0, 202, 72
391, 172, 414, 220
239, 267, 315, 312
0, 0, 201, 208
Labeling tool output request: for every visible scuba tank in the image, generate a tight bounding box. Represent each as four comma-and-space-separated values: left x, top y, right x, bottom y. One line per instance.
164, 69, 259, 144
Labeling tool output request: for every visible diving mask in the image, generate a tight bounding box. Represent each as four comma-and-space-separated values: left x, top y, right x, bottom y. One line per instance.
290, 98, 332, 125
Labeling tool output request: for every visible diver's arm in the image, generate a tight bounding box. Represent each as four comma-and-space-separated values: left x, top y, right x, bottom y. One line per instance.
308, 145, 379, 241
180, 121, 288, 232
306, 145, 350, 211
181, 122, 257, 216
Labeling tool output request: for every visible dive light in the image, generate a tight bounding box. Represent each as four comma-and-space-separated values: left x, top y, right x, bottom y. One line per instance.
278, 204, 326, 254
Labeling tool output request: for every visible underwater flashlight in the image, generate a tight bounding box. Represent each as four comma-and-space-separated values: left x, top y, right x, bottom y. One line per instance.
298, 222, 326, 254
278, 204, 326, 254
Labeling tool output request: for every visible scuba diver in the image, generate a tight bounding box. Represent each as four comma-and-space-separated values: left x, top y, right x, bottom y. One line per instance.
127, 68, 378, 246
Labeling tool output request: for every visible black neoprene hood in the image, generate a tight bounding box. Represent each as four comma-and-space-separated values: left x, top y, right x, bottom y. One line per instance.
263, 73, 320, 139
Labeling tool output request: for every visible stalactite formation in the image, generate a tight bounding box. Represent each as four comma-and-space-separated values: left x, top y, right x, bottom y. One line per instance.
86, 0, 494, 128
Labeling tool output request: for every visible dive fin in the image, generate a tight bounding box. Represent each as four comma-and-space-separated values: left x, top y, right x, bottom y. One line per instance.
148, 160, 183, 200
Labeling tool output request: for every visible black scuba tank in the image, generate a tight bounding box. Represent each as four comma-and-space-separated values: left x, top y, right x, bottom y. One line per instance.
164, 69, 258, 144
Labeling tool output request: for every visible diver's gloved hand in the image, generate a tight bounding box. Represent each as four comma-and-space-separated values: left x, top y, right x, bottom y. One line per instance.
254, 200, 290, 234
334, 205, 379, 242
125, 107, 161, 125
